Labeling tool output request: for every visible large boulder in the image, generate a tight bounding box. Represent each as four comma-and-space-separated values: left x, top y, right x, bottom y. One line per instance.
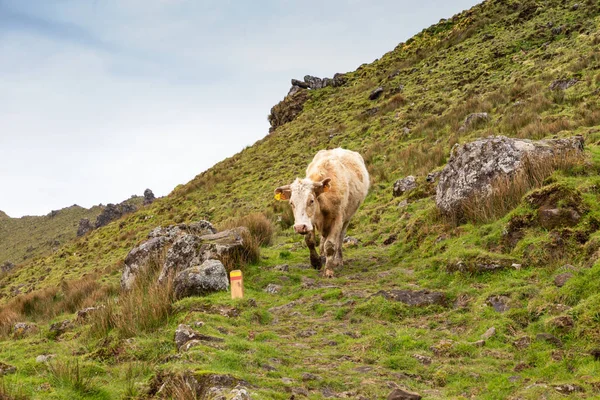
143, 189, 156, 205
95, 202, 137, 229
76, 218, 94, 237
436, 135, 584, 216
393, 175, 417, 197
121, 236, 171, 290
173, 260, 229, 299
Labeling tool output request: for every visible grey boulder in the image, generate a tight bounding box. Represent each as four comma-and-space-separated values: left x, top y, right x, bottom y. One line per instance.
173, 260, 229, 299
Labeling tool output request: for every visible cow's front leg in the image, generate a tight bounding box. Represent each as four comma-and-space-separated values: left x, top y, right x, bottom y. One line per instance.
305, 230, 322, 269
323, 220, 343, 278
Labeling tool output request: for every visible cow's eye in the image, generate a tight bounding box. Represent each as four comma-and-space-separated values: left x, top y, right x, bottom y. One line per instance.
309, 199, 314, 205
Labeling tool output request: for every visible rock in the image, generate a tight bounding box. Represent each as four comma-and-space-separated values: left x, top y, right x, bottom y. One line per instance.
387, 388, 422, 400
49, 320, 73, 337
159, 234, 204, 281
273, 264, 289, 272
538, 207, 580, 229
508, 376, 521, 383
174, 324, 224, 350
304, 75, 326, 89
268, 89, 310, 132
383, 234, 397, 246
143, 189, 156, 205
375, 289, 447, 307
536, 333, 563, 347
369, 87, 384, 100
121, 236, 170, 290
282, 377, 293, 385
332, 73, 348, 87
291, 79, 309, 89
173, 259, 229, 299
426, 171, 440, 183
397, 200, 408, 209
481, 327, 496, 340
302, 373, 319, 381
486, 295, 510, 312
473, 340, 486, 347
402, 127, 411, 136
393, 176, 417, 197
35, 354, 56, 363
0, 261, 15, 273
460, 112, 490, 131
572, 3, 580, 10
76, 306, 105, 322
412, 354, 432, 365
554, 272, 574, 287
297, 330, 317, 338
549, 78, 578, 90
187, 221, 217, 235
343, 236, 360, 247
76, 218, 94, 237
554, 384, 584, 394
0, 362, 16, 376
264, 284, 282, 294
547, 315, 574, 332
13, 322, 37, 338
95, 202, 137, 229
513, 336, 531, 350
431, 339, 454, 356
436, 135, 584, 217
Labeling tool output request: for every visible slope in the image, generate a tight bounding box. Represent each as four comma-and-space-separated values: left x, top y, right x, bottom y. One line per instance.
0, 0, 599, 398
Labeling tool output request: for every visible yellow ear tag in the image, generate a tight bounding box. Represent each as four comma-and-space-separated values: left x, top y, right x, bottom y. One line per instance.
274, 193, 282, 201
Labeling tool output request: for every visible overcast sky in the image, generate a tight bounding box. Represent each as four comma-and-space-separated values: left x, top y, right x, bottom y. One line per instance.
0, 0, 480, 217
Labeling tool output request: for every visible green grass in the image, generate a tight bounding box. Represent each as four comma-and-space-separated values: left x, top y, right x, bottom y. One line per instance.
0, 0, 600, 398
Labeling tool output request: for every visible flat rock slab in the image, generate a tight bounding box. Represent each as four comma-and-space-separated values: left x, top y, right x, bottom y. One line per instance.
374, 290, 447, 307
387, 388, 422, 400
487, 295, 511, 312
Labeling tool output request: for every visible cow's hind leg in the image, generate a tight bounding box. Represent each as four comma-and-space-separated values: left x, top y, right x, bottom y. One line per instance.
323, 219, 343, 278
336, 221, 349, 267
305, 231, 322, 269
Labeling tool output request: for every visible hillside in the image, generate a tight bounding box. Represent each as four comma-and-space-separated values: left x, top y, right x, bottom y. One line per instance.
1, 0, 600, 398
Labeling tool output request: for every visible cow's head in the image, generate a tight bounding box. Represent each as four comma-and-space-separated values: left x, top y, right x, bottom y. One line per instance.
275, 178, 331, 235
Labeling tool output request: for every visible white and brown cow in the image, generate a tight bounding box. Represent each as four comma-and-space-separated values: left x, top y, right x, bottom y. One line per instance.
275, 148, 369, 277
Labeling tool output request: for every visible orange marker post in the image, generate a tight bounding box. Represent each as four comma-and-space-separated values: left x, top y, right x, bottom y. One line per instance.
230, 270, 243, 299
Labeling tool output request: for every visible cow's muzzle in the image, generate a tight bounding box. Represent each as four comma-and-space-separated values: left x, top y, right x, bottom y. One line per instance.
294, 224, 311, 235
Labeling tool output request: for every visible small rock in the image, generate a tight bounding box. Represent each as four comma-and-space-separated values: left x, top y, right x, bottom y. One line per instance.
554, 384, 584, 394
273, 264, 289, 272
332, 73, 347, 87
369, 87, 384, 100
264, 284, 282, 294
282, 377, 293, 385
397, 200, 408, 209
297, 330, 317, 338
572, 3, 579, 10
36, 354, 56, 363
393, 176, 417, 197
76, 306, 105, 322
402, 127, 411, 136
412, 354, 432, 365
426, 171, 440, 183
387, 388, 422, 400
481, 327, 496, 340
473, 340, 486, 347
343, 236, 360, 247
554, 272, 574, 287
375, 289, 447, 307
193, 321, 205, 328
174, 324, 223, 350
549, 78, 578, 90
513, 336, 531, 350
536, 333, 563, 347
49, 320, 73, 337
291, 79, 309, 89
12, 322, 37, 338
486, 295, 510, 312
0, 362, 16, 376
547, 315, 574, 332
514, 362, 530, 372
143, 189, 156, 205
302, 373, 319, 381
508, 376, 522, 383
460, 112, 490, 131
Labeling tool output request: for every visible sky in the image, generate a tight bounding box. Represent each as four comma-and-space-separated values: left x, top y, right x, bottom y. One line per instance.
0, 0, 480, 217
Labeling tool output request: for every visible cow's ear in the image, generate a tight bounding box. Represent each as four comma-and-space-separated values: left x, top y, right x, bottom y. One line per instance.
274, 185, 292, 201
314, 178, 332, 197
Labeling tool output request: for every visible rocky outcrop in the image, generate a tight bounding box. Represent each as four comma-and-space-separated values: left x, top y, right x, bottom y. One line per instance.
392, 176, 417, 197
436, 135, 584, 217
95, 202, 137, 229
268, 89, 310, 132
121, 236, 171, 290
150, 371, 249, 399
143, 189, 156, 205
173, 260, 229, 299
549, 78, 578, 90
369, 87, 384, 100
77, 218, 94, 237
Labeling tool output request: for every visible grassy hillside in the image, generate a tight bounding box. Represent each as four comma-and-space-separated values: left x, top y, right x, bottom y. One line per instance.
1, 0, 600, 398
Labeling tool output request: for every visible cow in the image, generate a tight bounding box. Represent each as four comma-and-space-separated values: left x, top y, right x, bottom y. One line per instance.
274, 148, 370, 278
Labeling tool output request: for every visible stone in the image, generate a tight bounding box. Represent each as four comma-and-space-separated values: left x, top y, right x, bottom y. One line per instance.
547, 315, 574, 332
268, 89, 310, 132
291, 79, 309, 89
393, 176, 417, 197
282, 377, 293, 385
513, 336, 531, 350
554, 384, 584, 394
473, 340, 486, 347
481, 327, 496, 340
554, 272, 574, 287
264, 284, 282, 294
375, 289, 447, 307
302, 373, 319, 381
13, 322, 37, 338
76, 218, 94, 237
387, 388, 422, 400
538, 208, 580, 229
304, 75, 326, 89
35, 354, 56, 363
369, 87, 384, 100
332, 73, 348, 87
49, 320, 73, 337
95, 202, 137, 229
549, 78, 578, 90
412, 354, 432, 365
460, 112, 490, 131
431, 339, 454, 356
159, 234, 204, 281
343, 236, 360, 247
121, 236, 170, 290
143, 189, 156, 205
536, 333, 563, 347
173, 259, 229, 299
0, 261, 15, 273
76, 306, 105, 322
397, 200, 409, 209
486, 295, 510, 312
174, 324, 224, 350
426, 171, 440, 183
0, 362, 16, 376
273, 264, 289, 272
436, 135, 584, 217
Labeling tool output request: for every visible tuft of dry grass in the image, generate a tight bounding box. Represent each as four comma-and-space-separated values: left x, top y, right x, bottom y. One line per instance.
0, 379, 28, 400
47, 359, 96, 395
459, 150, 584, 224
219, 213, 274, 247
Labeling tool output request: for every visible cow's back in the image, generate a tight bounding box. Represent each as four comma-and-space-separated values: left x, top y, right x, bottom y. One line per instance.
306, 148, 369, 218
